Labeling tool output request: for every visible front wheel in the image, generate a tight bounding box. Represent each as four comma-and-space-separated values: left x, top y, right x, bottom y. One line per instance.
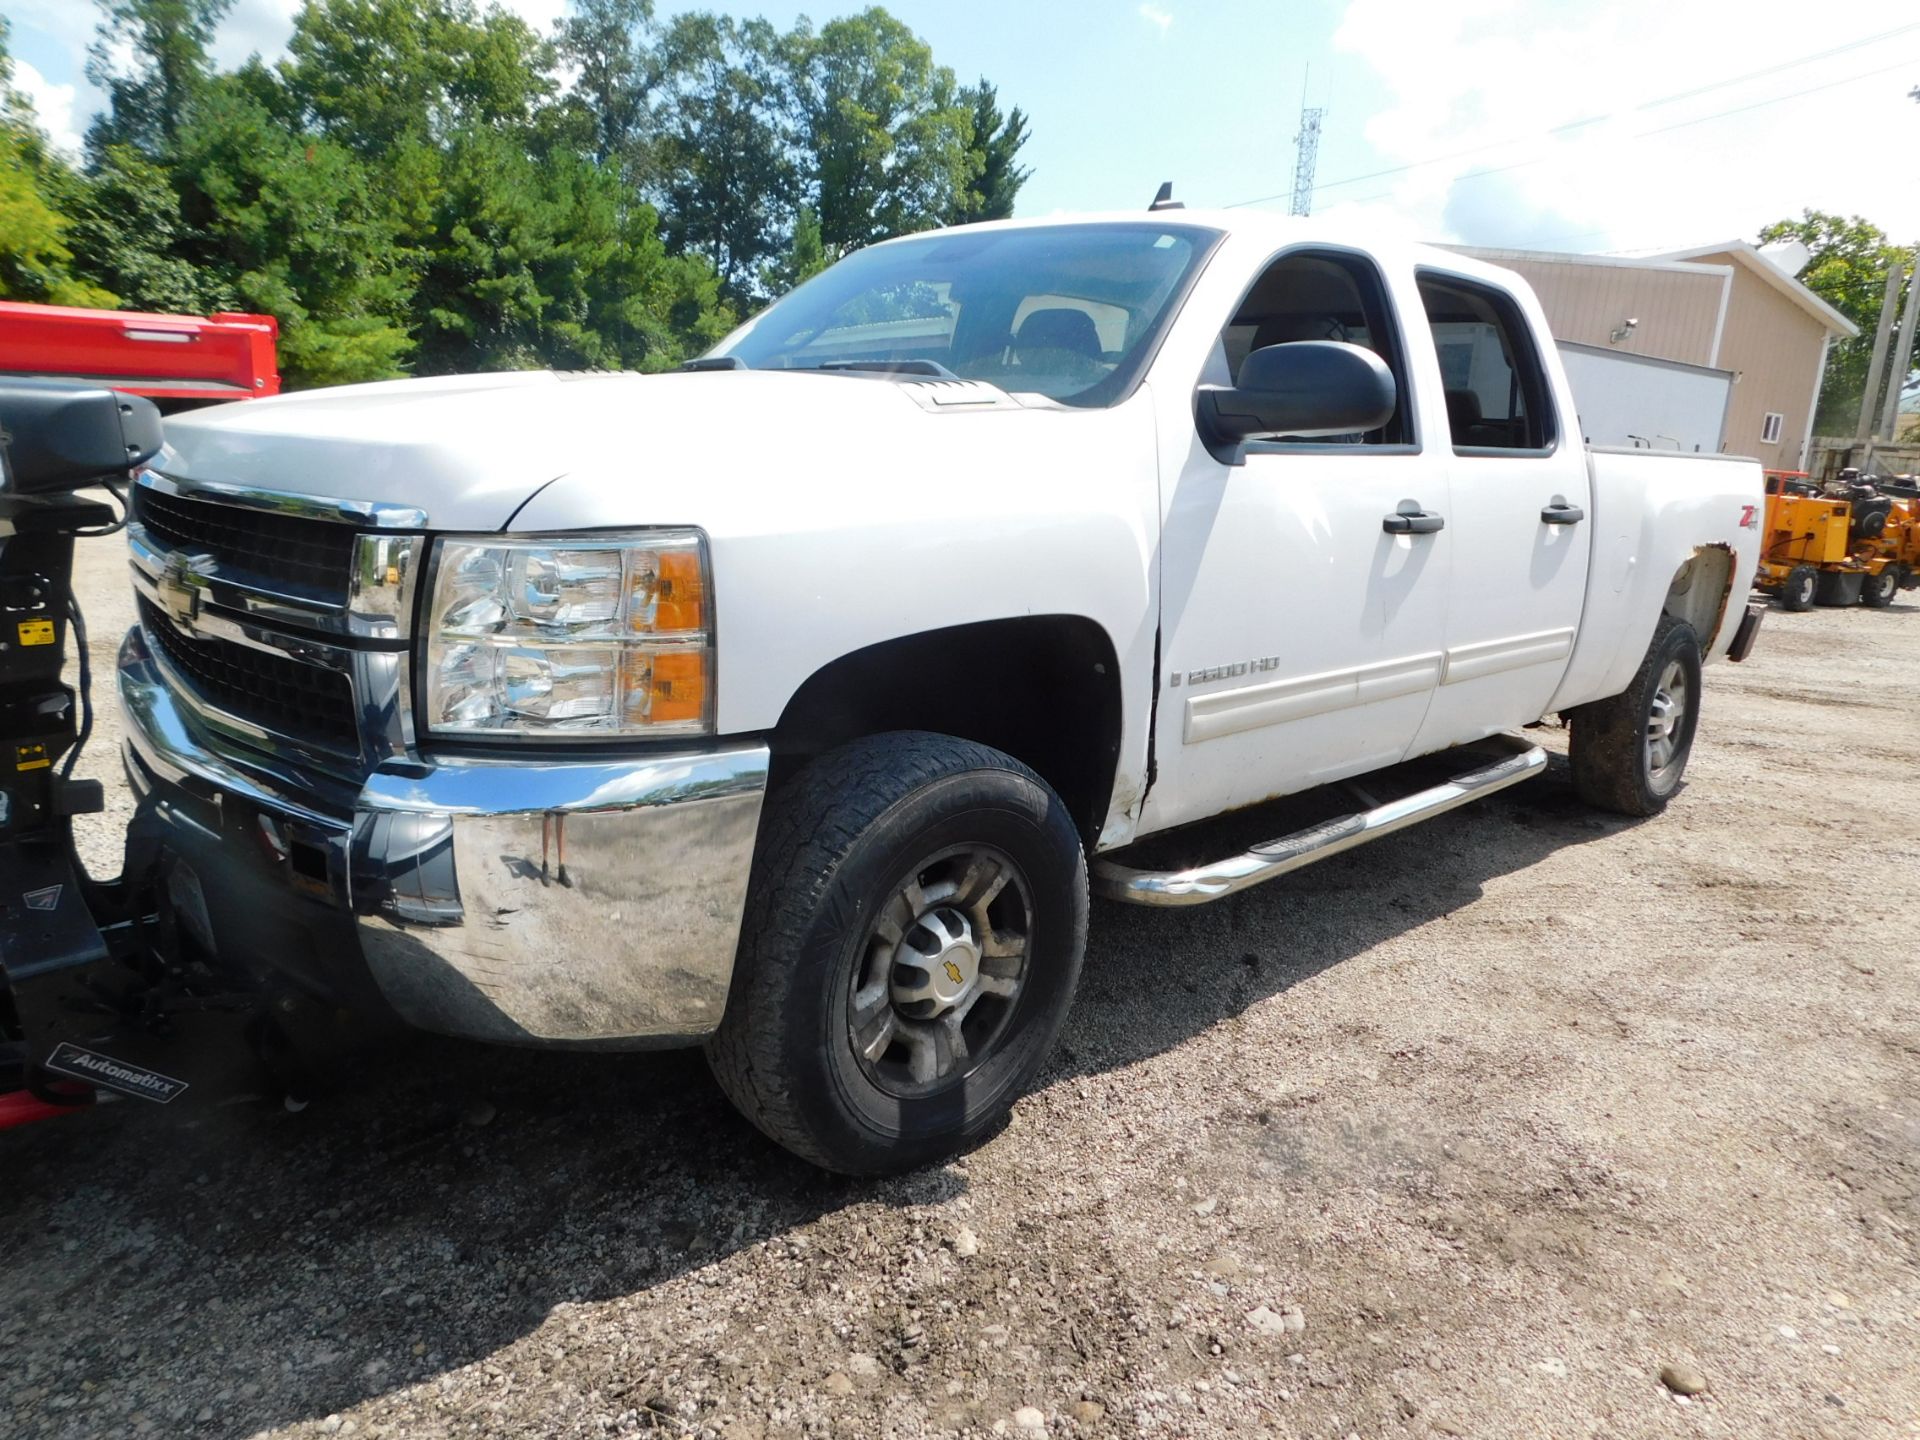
1861, 568, 1899, 608
1779, 565, 1817, 611
707, 732, 1087, 1174
1567, 614, 1703, 817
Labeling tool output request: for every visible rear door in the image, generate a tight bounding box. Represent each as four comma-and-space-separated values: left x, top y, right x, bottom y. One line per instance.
1406, 271, 1592, 756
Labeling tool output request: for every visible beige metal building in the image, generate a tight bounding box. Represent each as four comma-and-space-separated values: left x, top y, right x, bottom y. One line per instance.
1458, 242, 1857, 467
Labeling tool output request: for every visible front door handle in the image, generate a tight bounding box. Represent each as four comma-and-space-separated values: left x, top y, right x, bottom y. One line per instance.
1383, 502, 1445, 535
1540, 500, 1586, 525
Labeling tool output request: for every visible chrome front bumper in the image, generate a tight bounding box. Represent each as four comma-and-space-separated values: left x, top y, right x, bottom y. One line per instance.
118, 627, 769, 1048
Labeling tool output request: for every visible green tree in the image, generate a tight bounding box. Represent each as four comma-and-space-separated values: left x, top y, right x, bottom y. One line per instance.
1, 17, 119, 307
169, 79, 415, 386
556, 0, 662, 176
787, 9, 974, 252
86, 0, 233, 157
656, 13, 796, 303
60, 145, 237, 314
17, 0, 1012, 387
760, 202, 832, 297
1759, 211, 1915, 435
946, 79, 1029, 225
410, 126, 728, 375
281, 0, 553, 158
0, 13, 15, 107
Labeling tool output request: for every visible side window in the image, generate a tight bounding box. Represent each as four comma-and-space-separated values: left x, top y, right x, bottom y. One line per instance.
1417, 275, 1555, 452
1222, 250, 1412, 446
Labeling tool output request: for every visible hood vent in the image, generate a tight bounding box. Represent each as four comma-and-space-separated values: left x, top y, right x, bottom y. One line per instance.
898, 379, 1028, 413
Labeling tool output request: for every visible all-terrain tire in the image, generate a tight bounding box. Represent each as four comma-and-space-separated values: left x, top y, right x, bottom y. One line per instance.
1779, 565, 1817, 612
1567, 613, 1703, 817
706, 731, 1087, 1175
1861, 568, 1899, 608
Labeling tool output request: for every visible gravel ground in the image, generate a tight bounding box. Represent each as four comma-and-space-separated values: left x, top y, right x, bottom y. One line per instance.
4, 535, 1917, 1440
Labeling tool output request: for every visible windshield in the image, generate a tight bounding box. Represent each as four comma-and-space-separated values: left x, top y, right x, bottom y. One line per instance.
710, 223, 1222, 407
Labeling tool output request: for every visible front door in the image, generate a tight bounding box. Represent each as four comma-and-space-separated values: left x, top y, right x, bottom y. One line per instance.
1406, 271, 1592, 756
1141, 249, 1452, 837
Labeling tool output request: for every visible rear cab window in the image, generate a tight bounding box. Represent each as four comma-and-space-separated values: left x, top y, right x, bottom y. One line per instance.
1417, 274, 1557, 453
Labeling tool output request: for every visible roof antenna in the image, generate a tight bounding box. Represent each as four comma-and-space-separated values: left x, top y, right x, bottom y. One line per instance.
1149, 181, 1184, 212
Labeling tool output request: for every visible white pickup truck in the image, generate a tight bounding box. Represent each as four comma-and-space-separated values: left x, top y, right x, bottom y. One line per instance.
117, 209, 1764, 1171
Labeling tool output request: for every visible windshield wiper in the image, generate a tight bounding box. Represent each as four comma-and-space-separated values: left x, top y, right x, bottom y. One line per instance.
812, 359, 961, 380
686, 356, 984, 386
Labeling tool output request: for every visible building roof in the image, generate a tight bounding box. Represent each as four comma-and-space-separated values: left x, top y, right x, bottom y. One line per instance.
1450, 245, 1730, 280
1656, 241, 1859, 339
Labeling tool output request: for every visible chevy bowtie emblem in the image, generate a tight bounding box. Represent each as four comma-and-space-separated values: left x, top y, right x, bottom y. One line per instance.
156, 552, 216, 625
943, 960, 965, 986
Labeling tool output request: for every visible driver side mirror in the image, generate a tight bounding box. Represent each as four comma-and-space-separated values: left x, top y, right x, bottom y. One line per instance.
1197, 341, 1396, 462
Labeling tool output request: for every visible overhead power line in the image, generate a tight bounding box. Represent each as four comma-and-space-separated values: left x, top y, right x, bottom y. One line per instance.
1273, 54, 1920, 216
1224, 20, 1920, 210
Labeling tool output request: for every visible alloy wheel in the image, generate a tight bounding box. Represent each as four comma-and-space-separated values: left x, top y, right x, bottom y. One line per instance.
846, 845, 1032, 1097
1645, 659, 1691, 792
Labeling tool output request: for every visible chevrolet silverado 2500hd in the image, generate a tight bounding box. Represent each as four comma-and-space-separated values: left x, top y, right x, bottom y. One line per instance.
113, 211, 1764, 1171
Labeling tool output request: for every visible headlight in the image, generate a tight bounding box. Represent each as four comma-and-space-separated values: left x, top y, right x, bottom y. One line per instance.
423, 531, 711, 736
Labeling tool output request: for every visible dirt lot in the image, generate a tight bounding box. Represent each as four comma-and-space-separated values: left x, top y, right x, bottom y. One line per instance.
3, 537, 1917, 1440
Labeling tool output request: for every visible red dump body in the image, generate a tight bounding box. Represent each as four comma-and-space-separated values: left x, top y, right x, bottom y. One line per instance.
0, 300, 279, 406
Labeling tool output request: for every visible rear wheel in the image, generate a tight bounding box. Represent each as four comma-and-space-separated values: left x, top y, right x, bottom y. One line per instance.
1779, 565, 1817, 611
1861, 568, 1899, 608
707, 732, 1087, 1174
1568, 614, 1702, 817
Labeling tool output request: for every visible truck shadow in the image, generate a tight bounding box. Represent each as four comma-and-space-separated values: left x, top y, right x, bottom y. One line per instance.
1053, 751, 1634, 1080
0, 1036, 961, 1438
0, 756, 1635, 1439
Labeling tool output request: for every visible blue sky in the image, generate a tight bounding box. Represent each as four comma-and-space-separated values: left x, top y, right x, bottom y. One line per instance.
7, 0, 1919, 254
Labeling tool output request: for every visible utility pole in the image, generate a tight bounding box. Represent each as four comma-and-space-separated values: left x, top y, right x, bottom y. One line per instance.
1877, 255, 1919, 441
1289, 68, 1323, 218
1856, 261, 1904, 442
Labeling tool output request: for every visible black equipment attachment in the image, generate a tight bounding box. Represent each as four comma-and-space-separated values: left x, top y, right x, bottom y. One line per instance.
1, 382, 291, 1126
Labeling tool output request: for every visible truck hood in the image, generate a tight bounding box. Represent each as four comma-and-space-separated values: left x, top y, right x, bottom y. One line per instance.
158, 369, 1040, 532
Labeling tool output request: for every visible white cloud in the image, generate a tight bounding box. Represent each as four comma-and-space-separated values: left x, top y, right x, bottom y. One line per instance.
1138, 4, 1174, 36
9, 57, 84, 157
1325, 0, 1920, 254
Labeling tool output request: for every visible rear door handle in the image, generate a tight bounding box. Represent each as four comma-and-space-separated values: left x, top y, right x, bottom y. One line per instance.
1540, 500, 1586, 525
1383, 502, 1445, 535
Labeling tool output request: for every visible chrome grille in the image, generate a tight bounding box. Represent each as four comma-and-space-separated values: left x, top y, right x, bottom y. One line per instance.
138, 596, 361, 751
133, 485, 359, 604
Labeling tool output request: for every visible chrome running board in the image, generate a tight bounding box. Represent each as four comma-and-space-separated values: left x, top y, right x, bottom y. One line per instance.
1092, 734, 1548, 907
